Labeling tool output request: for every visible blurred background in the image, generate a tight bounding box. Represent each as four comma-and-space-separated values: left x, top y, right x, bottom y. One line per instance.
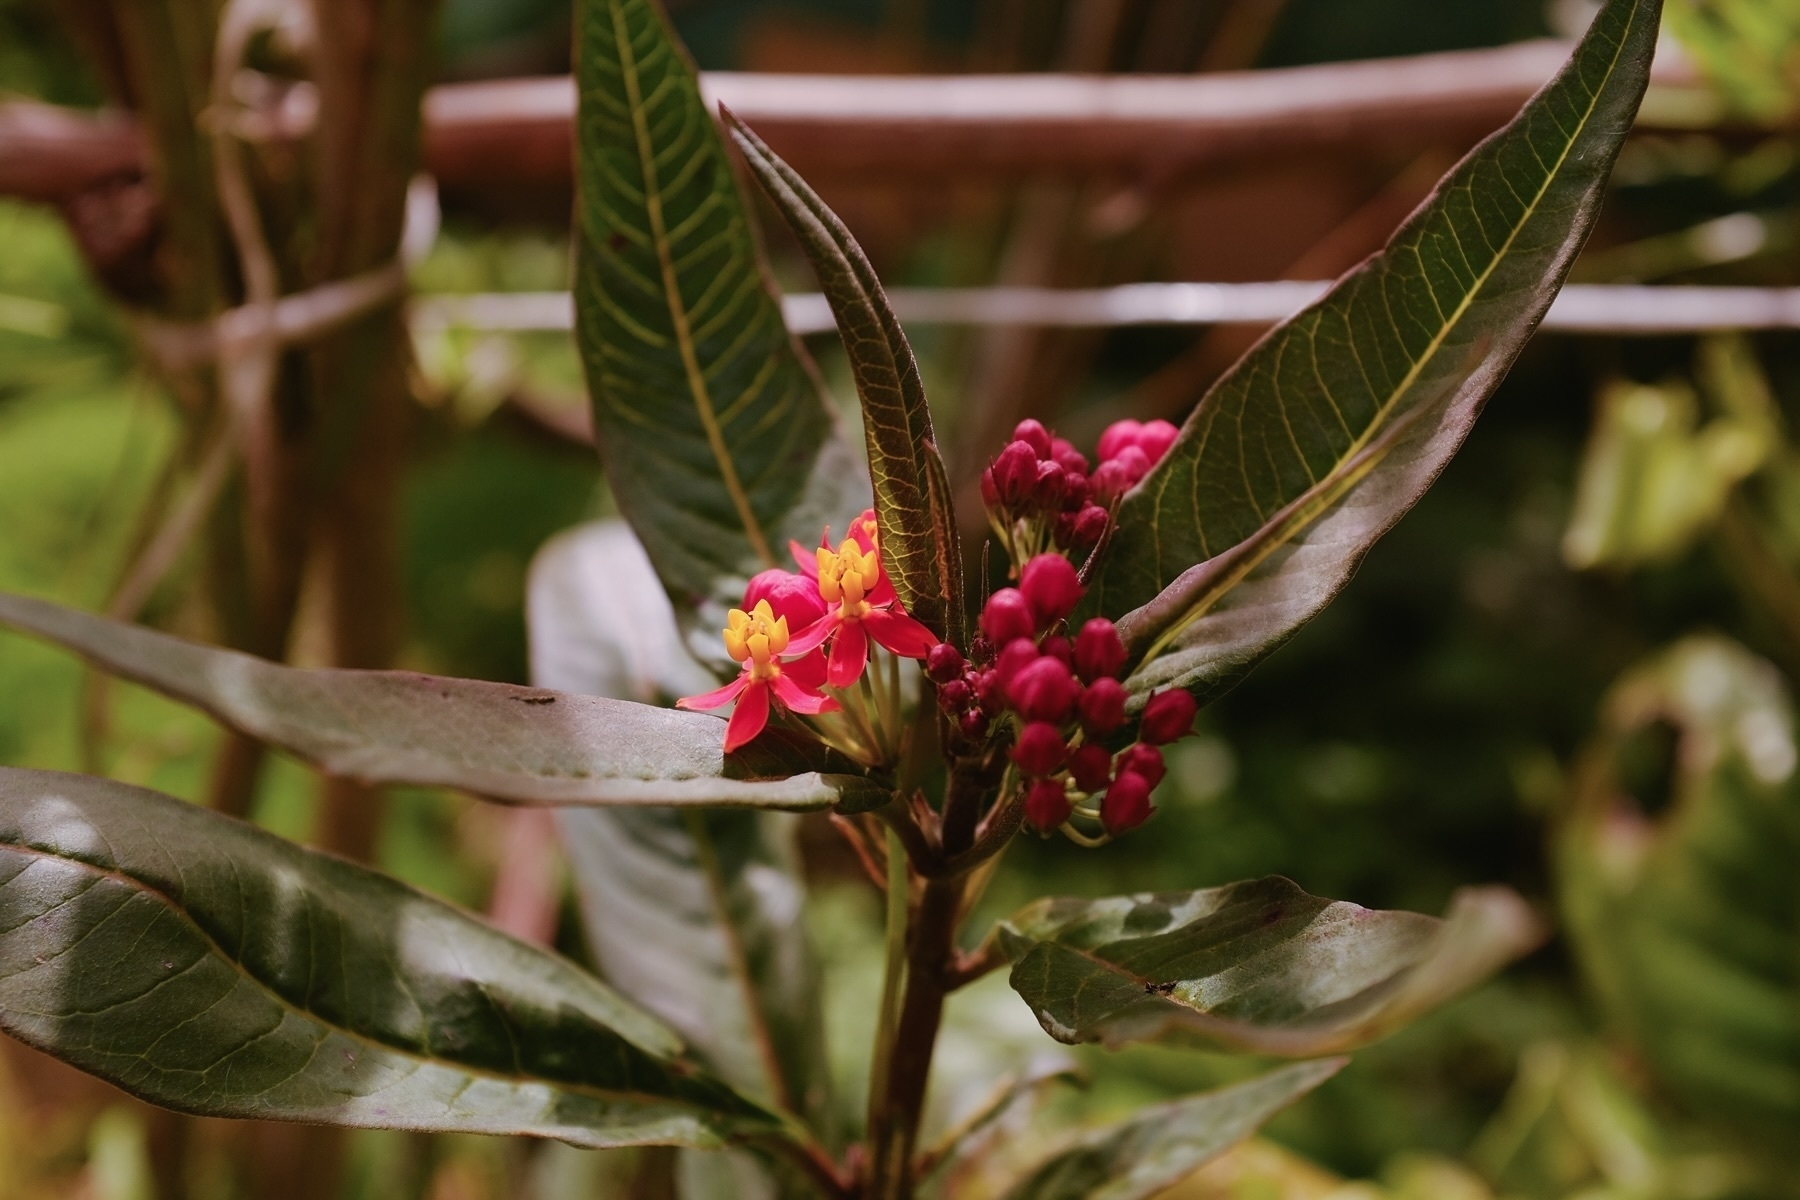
0, 0, 1797, 1196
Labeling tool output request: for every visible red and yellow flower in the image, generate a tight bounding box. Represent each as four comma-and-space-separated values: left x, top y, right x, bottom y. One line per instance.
787, 509, 937, 688
676, 592, 836, 753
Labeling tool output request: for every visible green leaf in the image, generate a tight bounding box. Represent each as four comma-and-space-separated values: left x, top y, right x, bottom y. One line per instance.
998, 877, 1541, 1054
1089, 0, 1662, 707
0, 591, 887, 813
0, 767, 780, 1147
528, 520, 835, 1133
574, 0, 866, 617
1557, 636, 1800, 1165
723, 111, 964, 646
997, 1060, 1344, 1200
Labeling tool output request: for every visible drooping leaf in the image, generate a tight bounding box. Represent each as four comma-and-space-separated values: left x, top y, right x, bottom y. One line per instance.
1558, 637, 1800, 1165
528, 521, 834, 1136
573, 0, 866, 620
997, 1060, 1344, 1200
1090, 0, 1663, 707
723, 112, 963, 647
0, 767, 781, 1148
0, 592, 887, 813
998, 877, 1541, 1054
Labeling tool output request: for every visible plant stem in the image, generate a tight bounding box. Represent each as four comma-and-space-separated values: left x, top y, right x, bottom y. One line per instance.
865, 826, 911, 1147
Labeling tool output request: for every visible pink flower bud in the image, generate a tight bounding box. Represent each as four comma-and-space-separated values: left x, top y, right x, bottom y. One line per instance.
936, 678, 972, 712
744, 568, 826, 630
1032, 459, 1066, 510
1059, 474, 1090, 513
1069, 504, 1109, 551
1008, 656, 1079, 724
993, 441, 1039, 506
1013, 419, 1053, 460
959, 708, 991, 740
974, 668, 1006, 710
1039, 635, 1072, 666
1137, 419, 1178, 465
1140, 688, 1198, 744
970, 635, 994, 663
1101, 771, 1154, 835
994, 637, 1041, 691
1115, 742, 1166, 788
1079, 677, 1128, 736
1052, 438, 1089, 477
980, 468, 1000, 509
1073, 618, 1127, 683
1019, 554, 1082, 627
925, 643, 965, 683
1068, 743, 1113, 793
1024, 778, 1072, 833
1089, 460, 1132, 508
981, 588, 1035, 645
1011, 722, 1068, 777
1097, 419, 1143, 464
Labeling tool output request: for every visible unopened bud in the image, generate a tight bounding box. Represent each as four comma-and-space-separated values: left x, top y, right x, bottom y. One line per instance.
1024, 778, 1072, 833
1137, 419, 1178, 465
1068, 743, 1113, 792
1140, 689, 1198, 744
993, 638, 1041, 691
1011, 722, 1068, 777
1115, 742, 1166, 788
1100, 771, 1154, 835
1032, 459, 1066, 509
992, 441, 1039, 506
1019, 554, 1082, 627
925, 643, 965, 683
1073, 618, 1127, 683
1089, 460, 1132, 508
1052, 438, 1089, 477
1008, 656, 1079, 724
936, 678, 972, 712
980, 588, 1035, 645
1097, 419, 1143, 464
1013, 419, 1053, 459
1079, 677, 1128, 736
1069, 504, 1109, 551
980, 468, 1000, 509
1039, 635, 1072, 666
959, 708, 992, 740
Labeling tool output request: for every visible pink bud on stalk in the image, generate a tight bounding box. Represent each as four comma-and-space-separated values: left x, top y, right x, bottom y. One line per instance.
1140, 689, 1198, 745
1101, 771, 1154, 835
1073, 618, 1127, 683
1008, 657, 1080, 724
1078, 677, 1128, 736
1068, 743, 1113, 793
1019, 554, 1082, 627
980, 589, 1036, 645
1025, 778, 1072, 832
1011, 722, 1068, 776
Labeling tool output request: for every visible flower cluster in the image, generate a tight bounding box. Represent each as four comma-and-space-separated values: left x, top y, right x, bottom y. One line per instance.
928, 552, 1197, 839
679, 509, 936, 761
980, 417, 1179, 575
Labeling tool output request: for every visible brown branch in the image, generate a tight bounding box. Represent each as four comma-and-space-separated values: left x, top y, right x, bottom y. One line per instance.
3, 40, 1702, 207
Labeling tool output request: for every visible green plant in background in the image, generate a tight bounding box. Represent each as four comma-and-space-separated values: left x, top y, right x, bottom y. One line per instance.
0, 0, 1665, 1196
1664, 0, 1800, 123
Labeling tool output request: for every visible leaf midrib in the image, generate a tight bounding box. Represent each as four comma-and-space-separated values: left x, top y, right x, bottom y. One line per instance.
607, 0, 775, 568
0, 839, 760, 1123
1142, 1, 1638, 616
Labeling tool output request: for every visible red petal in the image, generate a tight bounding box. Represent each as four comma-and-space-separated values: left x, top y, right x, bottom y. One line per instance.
785, 614, 836, 656
785, 649, 829, 690
871, 575, 897, 607
866, 609, 938, 659
827, 620, 869, 688
772, 671, 839, 715
790, 539, 820, 578
677, 675, 749, 711
723, 681, 771, 752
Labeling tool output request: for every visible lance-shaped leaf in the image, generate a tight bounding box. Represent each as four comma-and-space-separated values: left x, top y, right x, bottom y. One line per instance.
998, 877, 1541, 1054
574, 0, 866, 619
723, 111, 964, 647
997, 1060, 1344, 1200
0, 767, 782, 1147
1089, 0, 1662, 706
528, 521, 834, 1135
1558, 637, 1800, 1166
0, 592, 887, 813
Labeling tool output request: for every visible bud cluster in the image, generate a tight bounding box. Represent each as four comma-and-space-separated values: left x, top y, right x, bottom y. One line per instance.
980, 420, 1110, 572
927, 553, 1198, 839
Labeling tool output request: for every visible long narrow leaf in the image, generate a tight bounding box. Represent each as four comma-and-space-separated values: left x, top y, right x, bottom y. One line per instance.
1090, 0, 1662, 706
529, 521, 835, 1133
574, 0, 866, 620
0, 592, 887, 812
724, 110, 964, 646
0, 768, 781, 1147
999, 877, 1541, 1055
998, 1061, 1344, 1200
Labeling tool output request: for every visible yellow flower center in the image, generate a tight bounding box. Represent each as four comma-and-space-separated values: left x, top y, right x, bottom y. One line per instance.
816, 538, 881, 619
722, 599, 789, 682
